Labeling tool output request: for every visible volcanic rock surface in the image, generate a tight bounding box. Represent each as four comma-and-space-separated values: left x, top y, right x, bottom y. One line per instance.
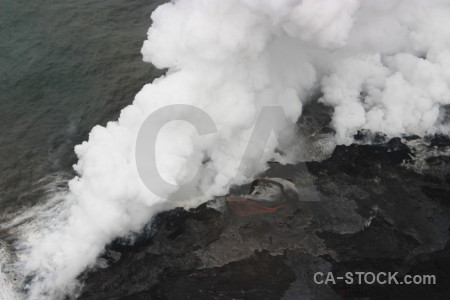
79, 103, 450, 300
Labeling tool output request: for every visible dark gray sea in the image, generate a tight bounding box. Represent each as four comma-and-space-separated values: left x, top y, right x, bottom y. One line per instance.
0, 0, 164, 216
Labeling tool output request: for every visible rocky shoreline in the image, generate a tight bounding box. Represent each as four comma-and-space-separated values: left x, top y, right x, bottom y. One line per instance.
78, 134, 450, 300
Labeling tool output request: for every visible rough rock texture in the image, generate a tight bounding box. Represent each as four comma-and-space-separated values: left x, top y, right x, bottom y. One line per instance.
78, 102, 450, 300
78, 134, 450, 300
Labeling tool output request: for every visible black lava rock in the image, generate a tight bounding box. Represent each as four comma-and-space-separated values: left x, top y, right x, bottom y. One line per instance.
78, 137, 450, 300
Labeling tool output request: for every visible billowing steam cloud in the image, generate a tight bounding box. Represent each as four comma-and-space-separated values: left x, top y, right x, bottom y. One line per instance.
5, 0, 450, 299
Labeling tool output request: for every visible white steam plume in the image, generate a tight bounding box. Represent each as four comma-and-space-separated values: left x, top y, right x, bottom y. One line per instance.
5, 0, 449, 299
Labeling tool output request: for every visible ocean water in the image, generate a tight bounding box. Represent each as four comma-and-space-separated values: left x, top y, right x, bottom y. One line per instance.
0, 0, 165, 217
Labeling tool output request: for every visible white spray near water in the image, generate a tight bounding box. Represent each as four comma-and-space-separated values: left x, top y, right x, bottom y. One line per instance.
1, 0, 450, 299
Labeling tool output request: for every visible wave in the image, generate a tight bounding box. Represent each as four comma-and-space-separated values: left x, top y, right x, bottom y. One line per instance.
1, 0, 449, 299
